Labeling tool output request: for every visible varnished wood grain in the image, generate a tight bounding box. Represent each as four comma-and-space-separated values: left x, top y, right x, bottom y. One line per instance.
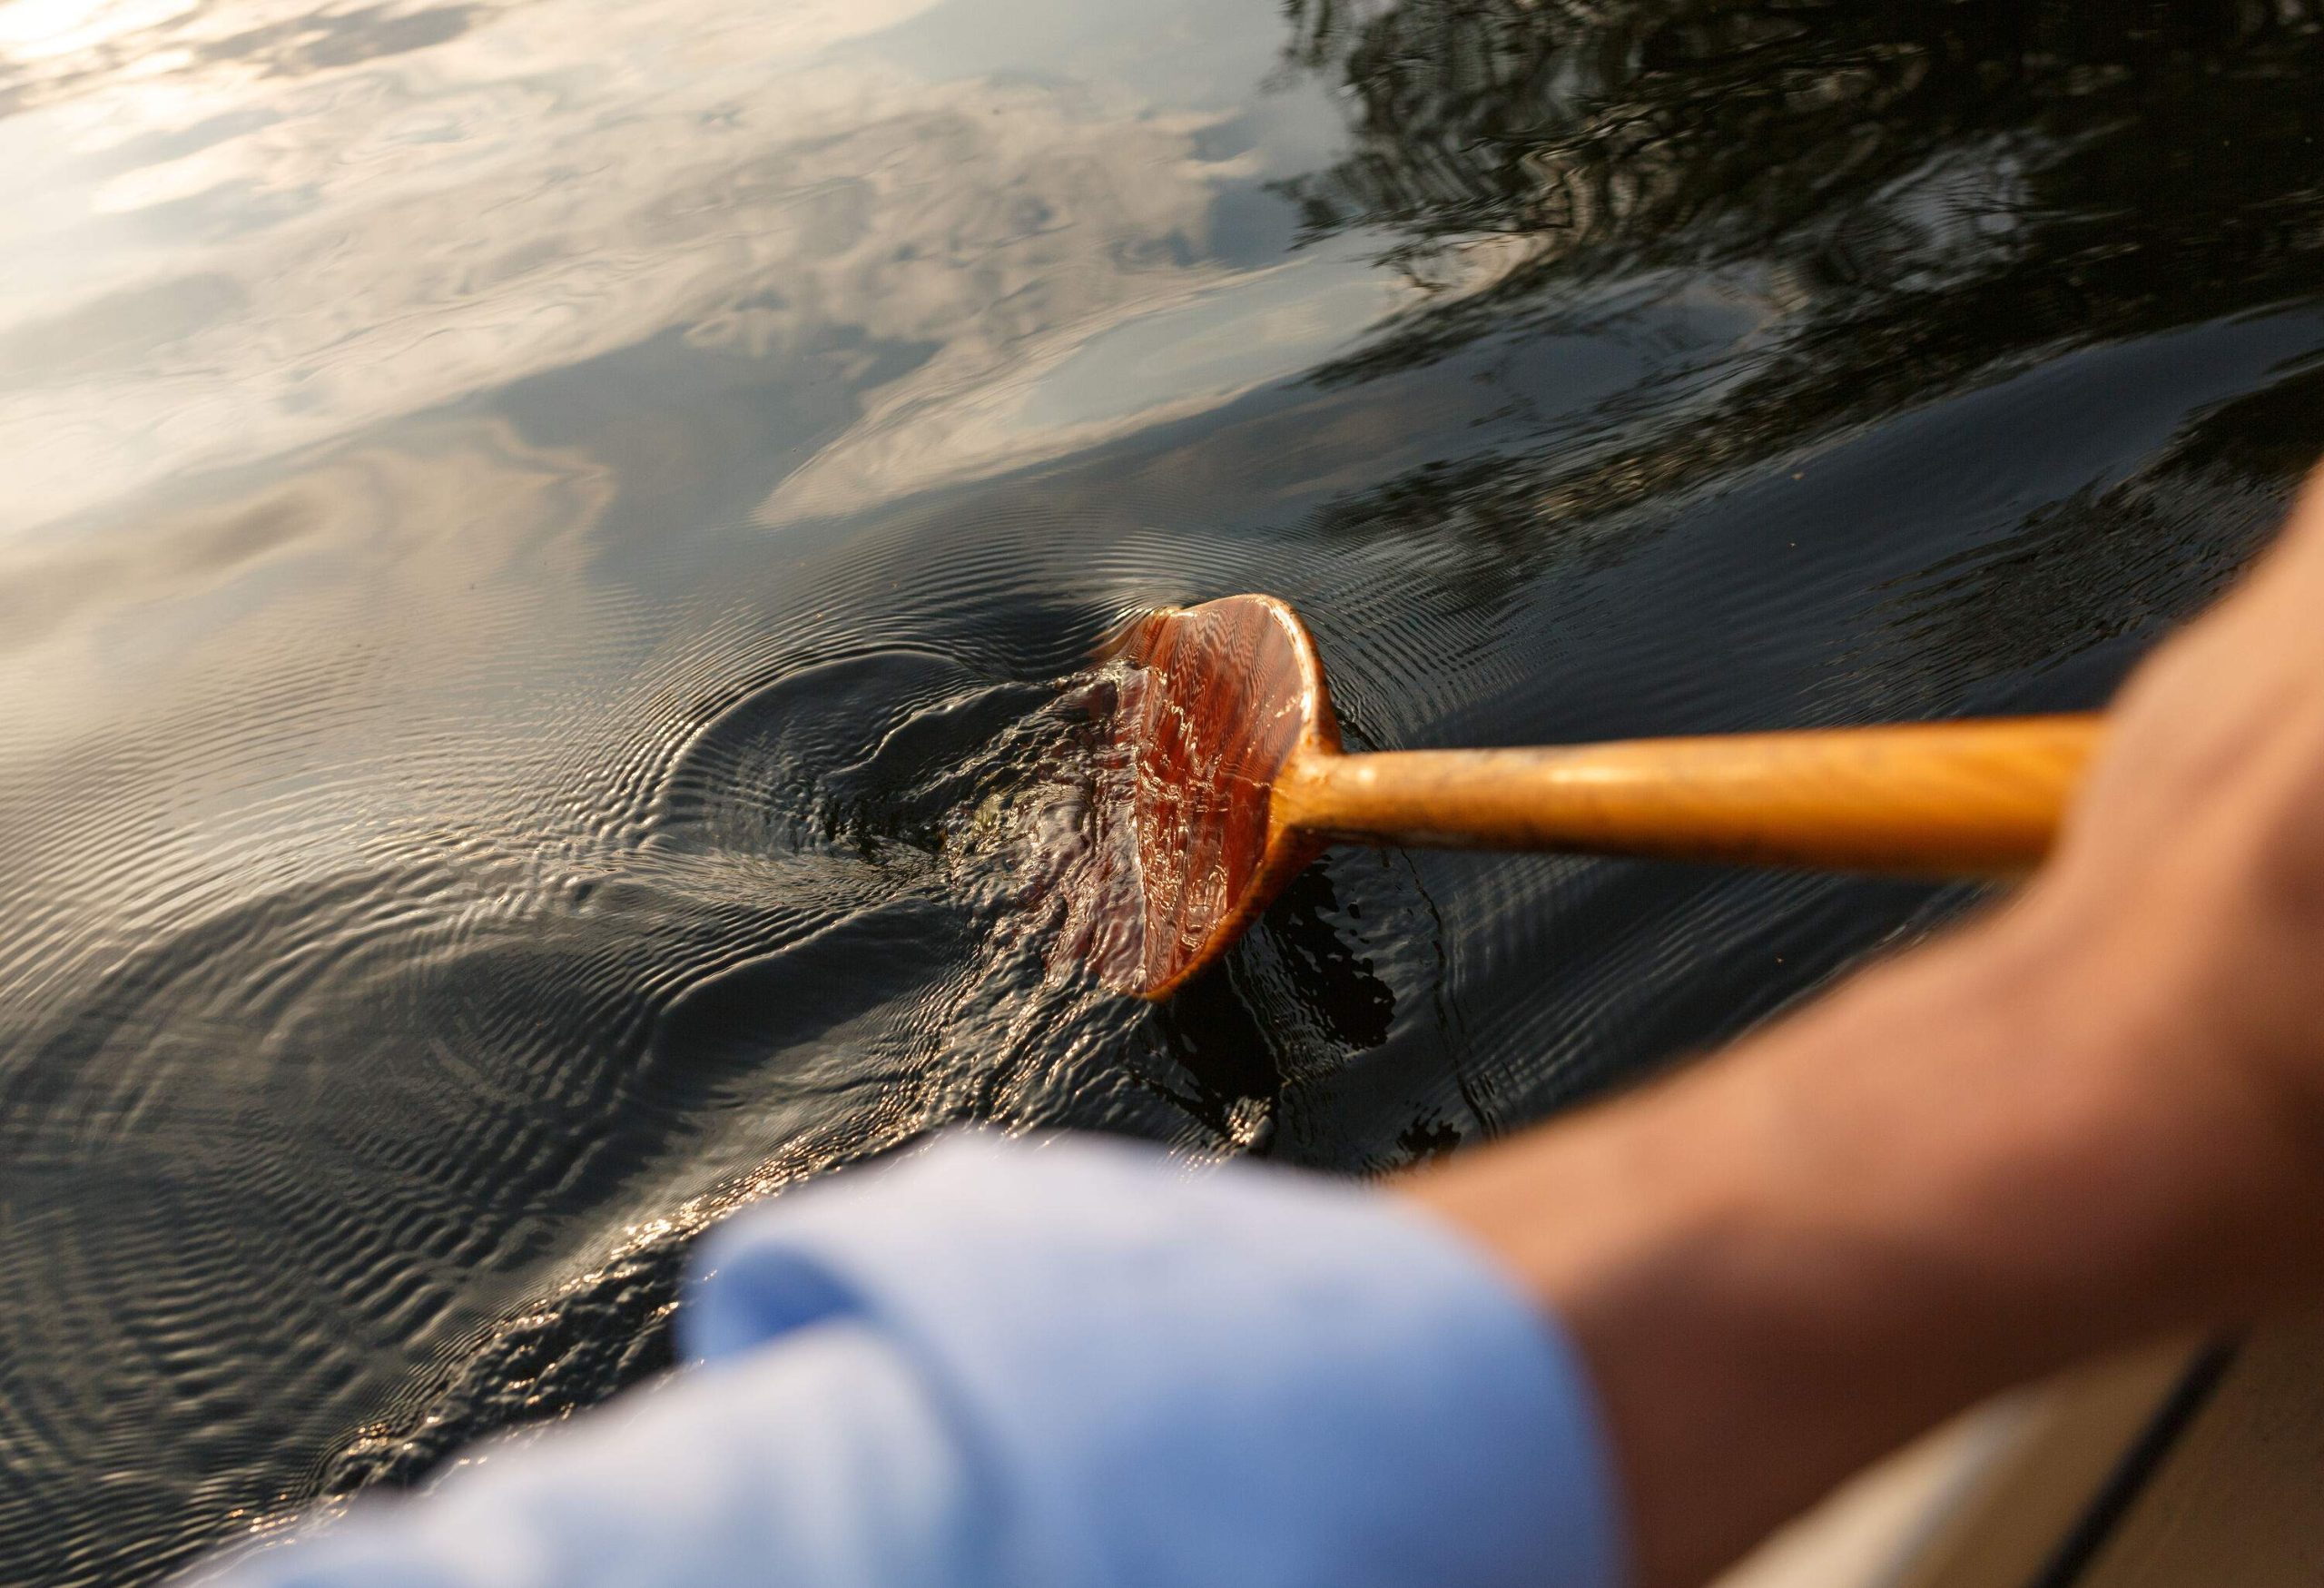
1274, 720, 2102, 874
1082, 594, 2106, 999
1093, 595, 1336, 999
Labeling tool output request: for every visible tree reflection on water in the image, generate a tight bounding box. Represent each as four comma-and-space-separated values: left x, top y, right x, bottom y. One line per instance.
1270, 0, 2324, 663
1276, 2, 2324, 399
1282, 1, 2324, 315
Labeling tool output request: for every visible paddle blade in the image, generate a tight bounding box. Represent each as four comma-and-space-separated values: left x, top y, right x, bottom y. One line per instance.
1068, 595, 1336, 999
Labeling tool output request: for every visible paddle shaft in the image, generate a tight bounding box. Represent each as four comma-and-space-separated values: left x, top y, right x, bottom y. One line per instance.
1270, 714, 2105, 877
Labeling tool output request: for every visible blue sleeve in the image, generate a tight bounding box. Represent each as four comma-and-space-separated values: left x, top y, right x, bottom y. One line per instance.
193, 1129, 1625, 1588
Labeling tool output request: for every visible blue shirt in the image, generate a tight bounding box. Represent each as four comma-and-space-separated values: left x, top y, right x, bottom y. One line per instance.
192, 1130, 1624, 1588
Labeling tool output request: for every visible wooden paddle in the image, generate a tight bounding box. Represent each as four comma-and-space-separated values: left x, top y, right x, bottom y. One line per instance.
1080, 594, 2105, 1000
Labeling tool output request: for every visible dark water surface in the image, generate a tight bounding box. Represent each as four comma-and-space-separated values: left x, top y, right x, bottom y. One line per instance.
5, 1, 2324, 1581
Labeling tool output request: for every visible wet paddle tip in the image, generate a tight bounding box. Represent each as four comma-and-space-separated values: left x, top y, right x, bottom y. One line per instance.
1064, 595, 1338, 999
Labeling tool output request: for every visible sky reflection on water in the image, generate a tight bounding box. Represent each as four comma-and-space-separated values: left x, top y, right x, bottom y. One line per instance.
0, 0, 1376, 531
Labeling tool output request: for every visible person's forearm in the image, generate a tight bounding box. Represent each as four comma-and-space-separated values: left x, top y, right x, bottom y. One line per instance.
1403, 889, 2324, 1588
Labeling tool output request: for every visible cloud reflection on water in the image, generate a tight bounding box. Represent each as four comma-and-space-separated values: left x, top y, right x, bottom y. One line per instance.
0, 0, 1382, 535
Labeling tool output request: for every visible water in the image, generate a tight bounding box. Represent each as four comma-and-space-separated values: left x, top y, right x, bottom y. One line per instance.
4, 2, 2323, 1581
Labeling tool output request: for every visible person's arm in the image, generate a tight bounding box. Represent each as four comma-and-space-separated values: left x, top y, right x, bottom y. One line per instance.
1405, 470, 2324, 1588
191, 1130, 1623, 1588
